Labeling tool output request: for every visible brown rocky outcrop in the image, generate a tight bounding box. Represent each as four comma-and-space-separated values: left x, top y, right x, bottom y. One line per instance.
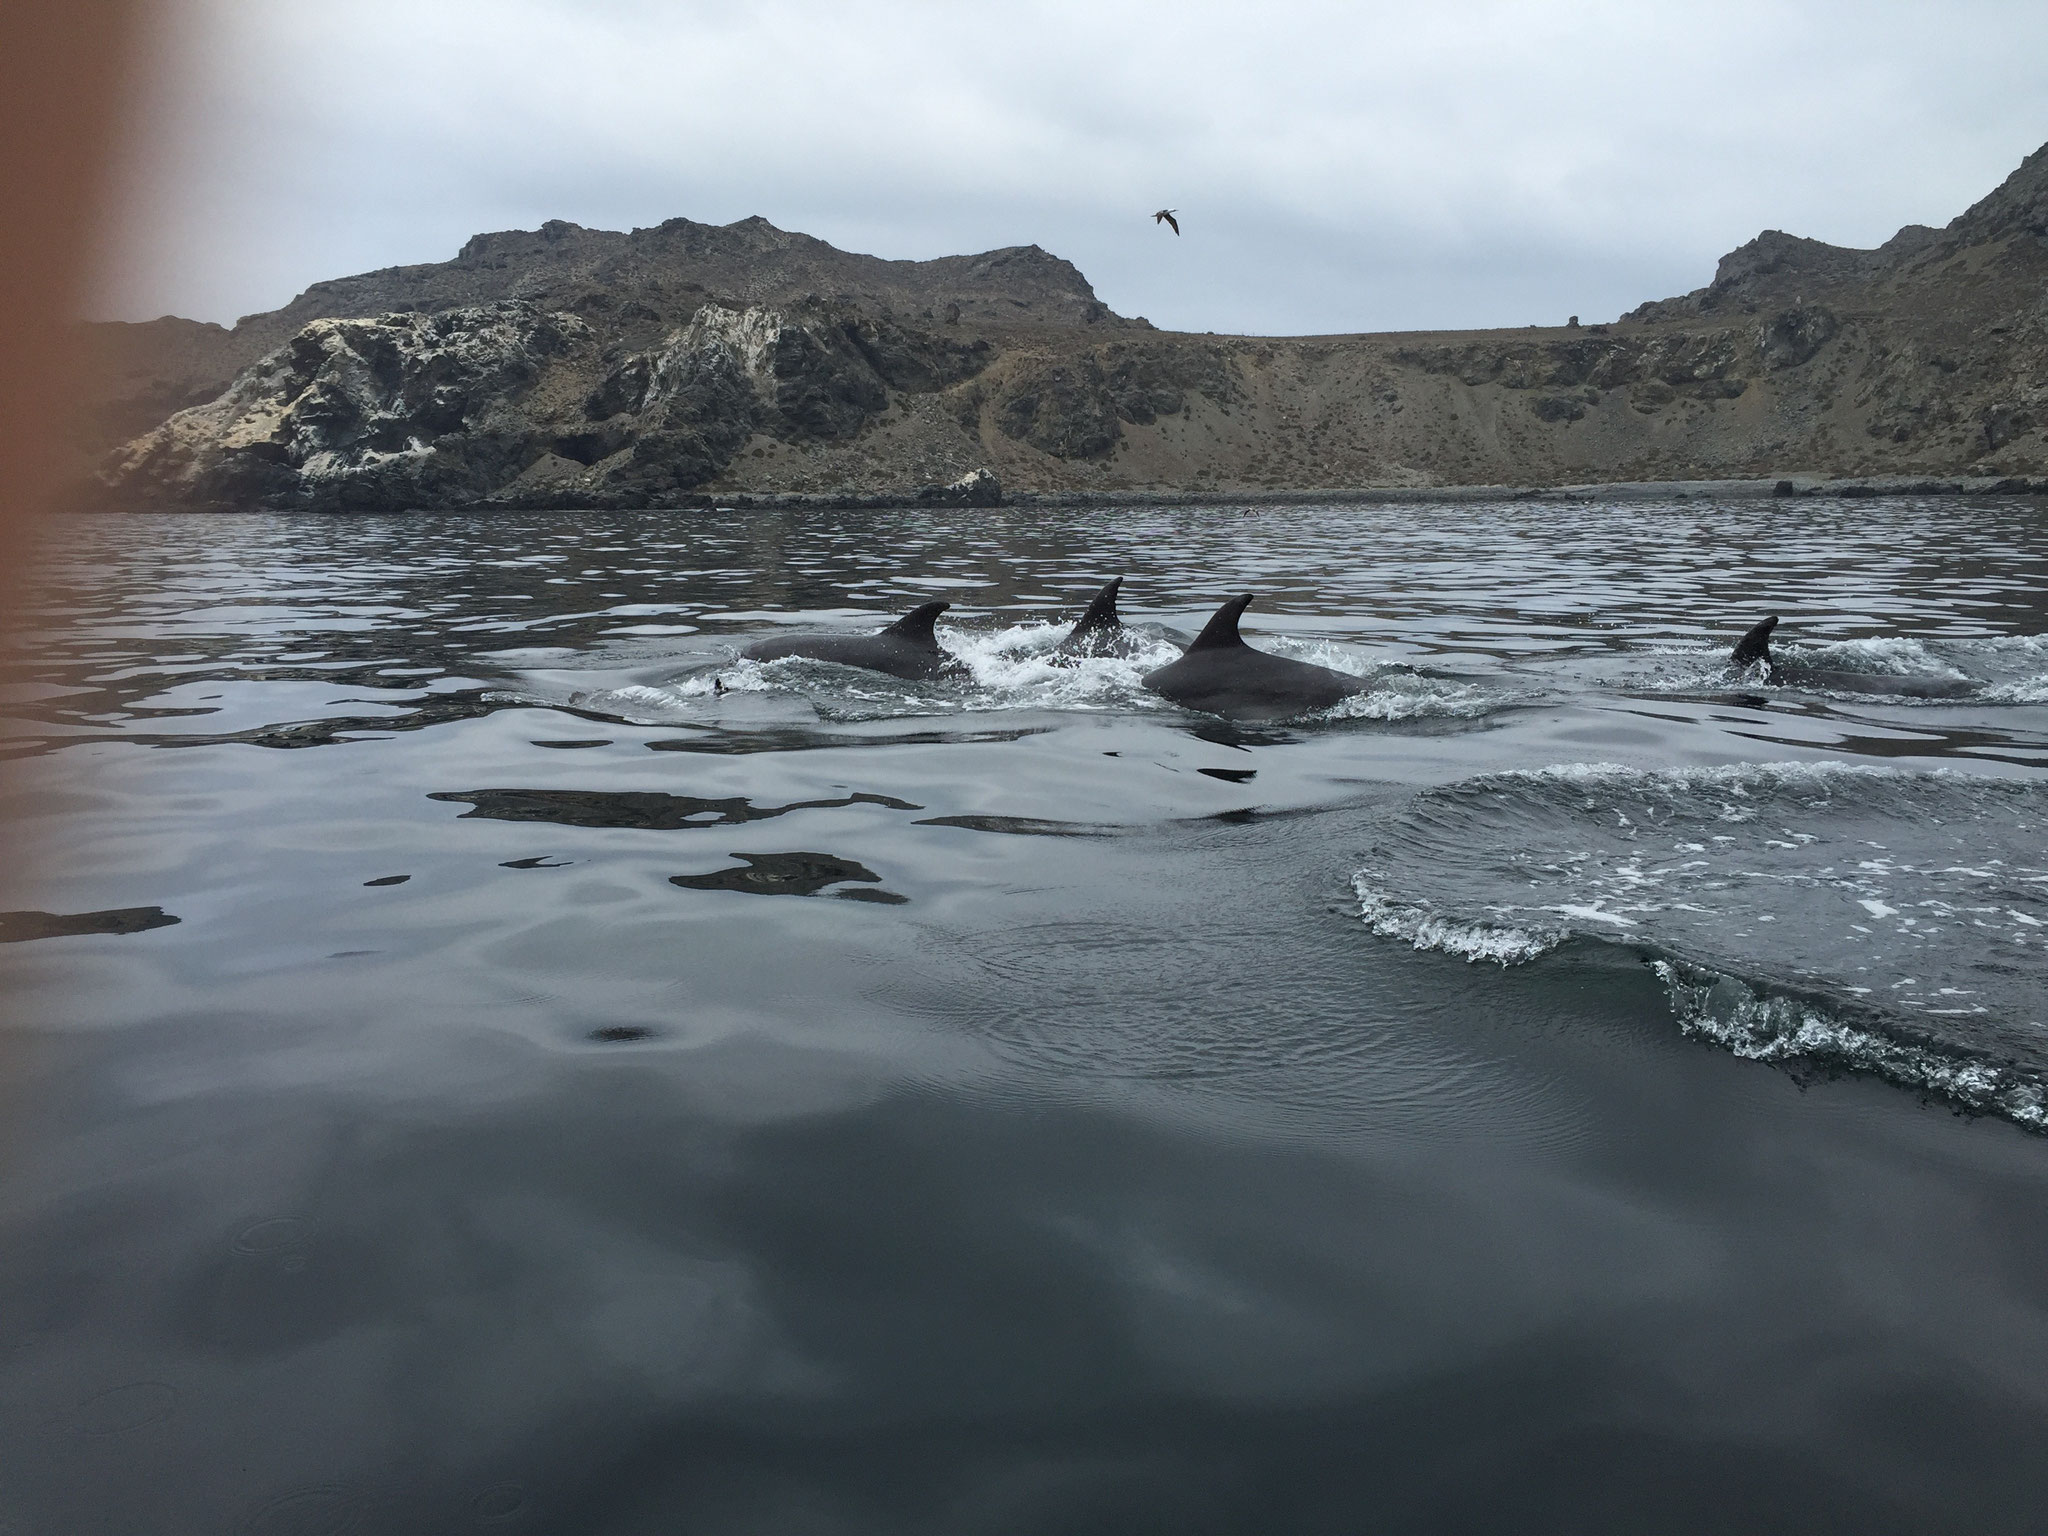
79, 140, 2048, 508
100, 297, 1006, 510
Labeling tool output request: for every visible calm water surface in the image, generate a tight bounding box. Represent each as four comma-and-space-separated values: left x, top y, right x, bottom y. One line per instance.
3, 498, 2048, 1533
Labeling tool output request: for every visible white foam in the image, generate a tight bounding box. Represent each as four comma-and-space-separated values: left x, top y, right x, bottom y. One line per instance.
1323, 671, 1495, 721
1619, 632, 2048, 702
1497, 759, 1920, 796
1983, 675, 2048, 704
568, 663, 773, 722
1349, 762, 2048, 1124
1798, 635, 1968, 679
1553, 903, 1637, 928
1654, 961, 2047, 1130
1352, 876, 1559, 965
566, 620, 1509, 727
936, 621, 1181, 711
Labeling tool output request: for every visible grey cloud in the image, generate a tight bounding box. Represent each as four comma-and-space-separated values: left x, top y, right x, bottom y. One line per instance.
91, 0, 2048, 333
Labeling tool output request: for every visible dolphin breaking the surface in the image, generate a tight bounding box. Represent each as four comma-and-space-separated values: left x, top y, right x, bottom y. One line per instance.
1731, 615, 1974, 699
1051, 577, 1160, 661
742, 601, 965, 680
1141, 593, 1368, 721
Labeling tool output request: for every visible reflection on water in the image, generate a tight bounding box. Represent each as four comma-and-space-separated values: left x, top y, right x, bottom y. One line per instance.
0, 905, 180, 942
668, 850, 903, 901
3, 498, 2048, 1533
913, 813, 1123, 837
429, 786, 922, 830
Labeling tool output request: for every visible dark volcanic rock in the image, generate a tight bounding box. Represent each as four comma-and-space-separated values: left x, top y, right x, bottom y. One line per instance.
74, 213, 1118, 462
1642, 330, 1745, 385
101, 302, 589, 510
233, 216, 1122, 369
1944, 142, 2048, 246
76, 137, 2048, 505
1706, 231, 1868, 302
1981, 402, 2036, 452
98, 299, 985, 509
993, 358, 1121, 458
1098, 340, 1236, 422
1757, 305, 1840, 369
1531, 394, 1587, 423
763, 316, 888, 439
841, 313, 991, 393
988, 341, 1235, 457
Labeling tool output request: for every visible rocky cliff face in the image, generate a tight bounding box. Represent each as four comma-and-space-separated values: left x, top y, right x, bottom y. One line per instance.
80, 213, 1119, 437
83, 144, 2048, 509
101, 297, 1014, 510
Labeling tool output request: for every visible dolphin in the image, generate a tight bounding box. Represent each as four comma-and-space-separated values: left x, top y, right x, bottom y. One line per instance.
1051, 577, 1160, 661
742, 600, 965, 680
1141, 593, 1368, 721
1730, 615, 1974, 699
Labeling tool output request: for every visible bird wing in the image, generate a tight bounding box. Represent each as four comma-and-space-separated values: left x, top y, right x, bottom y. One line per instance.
1164, 211, 1179, 235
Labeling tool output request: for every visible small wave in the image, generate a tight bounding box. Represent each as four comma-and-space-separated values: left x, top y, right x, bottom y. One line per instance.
1614, 643, 1738, 696
1353, 877, 1559, 964
1623, 632, 2048, 704
1982, 675, 2048, 704
1924, 632, 2048, 664
1325, 671, 1497, 721
1350, 760, 2048, 1128
1492, 758, 1908, 793
1655, 961, 2047, 1130
1794, 635, 1969, 680
568, 667, 758, 722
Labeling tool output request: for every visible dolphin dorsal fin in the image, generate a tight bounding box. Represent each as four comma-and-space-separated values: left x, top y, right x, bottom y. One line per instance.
1069, 578, 1124, 635
1189, 593, 1255, 651
1732, 615, 1778, 668
881, 601, 949, 647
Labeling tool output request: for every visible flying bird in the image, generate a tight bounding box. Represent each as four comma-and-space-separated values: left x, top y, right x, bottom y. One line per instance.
1152, 209, 1180, 235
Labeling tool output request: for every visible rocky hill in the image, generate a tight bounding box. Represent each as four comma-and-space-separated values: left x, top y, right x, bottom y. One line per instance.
82, 143, 2048, 510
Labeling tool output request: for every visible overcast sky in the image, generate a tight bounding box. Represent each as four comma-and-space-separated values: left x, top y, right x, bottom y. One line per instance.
91, 0, 2048, 336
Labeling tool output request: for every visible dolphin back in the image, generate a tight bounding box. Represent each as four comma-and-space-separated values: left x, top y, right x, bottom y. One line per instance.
1188, 594, 1255, 651
1069, 578, 1124, 638
740, 599, 961, 678
1141, 592, 1366, 720
1732, 616, 1779, 670
1055, 578, 1155, 660
881, 601, 950, 649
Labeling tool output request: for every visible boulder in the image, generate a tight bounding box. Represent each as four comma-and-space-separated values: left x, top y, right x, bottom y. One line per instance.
918, 468, 1002, 506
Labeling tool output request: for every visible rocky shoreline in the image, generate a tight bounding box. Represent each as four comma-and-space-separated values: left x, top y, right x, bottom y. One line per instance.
76, 145, 2048, 512
75, 471, 2048, 515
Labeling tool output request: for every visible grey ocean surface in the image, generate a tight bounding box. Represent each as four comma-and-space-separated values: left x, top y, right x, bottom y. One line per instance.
3, 497, 2047, 1533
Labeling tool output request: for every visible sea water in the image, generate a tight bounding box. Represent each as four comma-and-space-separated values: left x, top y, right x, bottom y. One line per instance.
2, 496, 2047, 1532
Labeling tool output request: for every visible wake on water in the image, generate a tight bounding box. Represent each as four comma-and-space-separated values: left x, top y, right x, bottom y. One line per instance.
559, 621, 1499, 726
515, 610, 2048, 1126
534, 609, 2048, 726
1353, 762, 2048, 1128
1623, 632, 2048, 703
